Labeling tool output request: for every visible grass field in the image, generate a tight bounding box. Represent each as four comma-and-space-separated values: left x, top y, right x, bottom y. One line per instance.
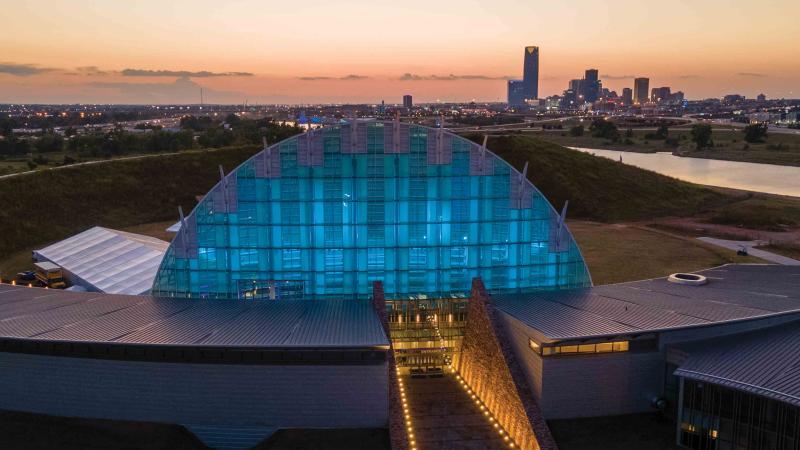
1, 135, 793, 281
123, 220, 179, 243
0, 145, 260, 259
568, 221, 761, 285
758, 243, 800, 260
525, 127, 800, 166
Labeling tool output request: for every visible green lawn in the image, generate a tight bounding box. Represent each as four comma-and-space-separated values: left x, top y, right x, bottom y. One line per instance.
1, 136, 795, 282
464, 134, 740, 222
0, 145, 260, 259
568, 221, 761, 285
757, 243, 800, 260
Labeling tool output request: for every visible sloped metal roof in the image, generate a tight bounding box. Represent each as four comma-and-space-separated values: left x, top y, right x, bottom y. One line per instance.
675, 322, 800, 407
0, 284, 389, 348
33, 227, 169, 295
492, 264, 800, 341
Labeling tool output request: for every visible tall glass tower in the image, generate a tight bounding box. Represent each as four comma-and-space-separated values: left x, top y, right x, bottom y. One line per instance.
523, 46, 539, 101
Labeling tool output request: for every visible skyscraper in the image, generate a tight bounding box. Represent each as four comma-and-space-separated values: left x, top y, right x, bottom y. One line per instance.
622, 88, 633, 106
651, 87, 671, 103
569, 79, 584, 93
633, 78, 650, 105
583, 69, 600, 103
522, 46, 539, 101
507, 80, 526, 107
403, 95, 413, 109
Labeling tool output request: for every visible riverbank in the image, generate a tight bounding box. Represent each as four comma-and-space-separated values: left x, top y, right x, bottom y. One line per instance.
572, 147, 800, 197
524, 127, 800, 167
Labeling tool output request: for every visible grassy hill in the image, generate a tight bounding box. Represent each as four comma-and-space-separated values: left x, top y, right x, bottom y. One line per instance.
1, 134, 796, 262
466, 134, 739, 222
0, 146, 260, 257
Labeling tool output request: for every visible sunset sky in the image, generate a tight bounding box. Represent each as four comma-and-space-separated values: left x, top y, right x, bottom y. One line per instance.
2, 0, 798, 104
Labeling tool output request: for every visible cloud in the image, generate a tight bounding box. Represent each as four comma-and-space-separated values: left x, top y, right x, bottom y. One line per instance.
0, 62, 57, 76
399, 73, 512, 81
601, 74, 635, 80
75, 66, 109, 76
121, 69, 253, 77
677, 74, 701, 79
89, 76, 245, 103
737, 72, 766, 78
297, 74, 370, 81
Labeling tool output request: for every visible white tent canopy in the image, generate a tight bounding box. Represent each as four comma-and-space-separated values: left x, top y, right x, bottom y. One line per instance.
33, 227, 169, 295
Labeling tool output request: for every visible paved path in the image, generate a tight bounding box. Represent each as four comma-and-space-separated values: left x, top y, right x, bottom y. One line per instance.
697, 237, 800, 265
0, 152, 184, 180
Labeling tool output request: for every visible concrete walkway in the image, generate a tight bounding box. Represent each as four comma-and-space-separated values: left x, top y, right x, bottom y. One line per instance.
697, 237, 800, 266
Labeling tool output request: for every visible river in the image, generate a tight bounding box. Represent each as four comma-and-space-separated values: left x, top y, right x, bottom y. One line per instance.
573, 148, 800, 197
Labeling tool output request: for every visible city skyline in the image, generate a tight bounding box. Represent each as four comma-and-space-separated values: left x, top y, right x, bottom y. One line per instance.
1, 0, 799, 104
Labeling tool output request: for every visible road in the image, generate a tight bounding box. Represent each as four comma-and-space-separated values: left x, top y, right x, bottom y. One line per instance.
697, 238, 800, 265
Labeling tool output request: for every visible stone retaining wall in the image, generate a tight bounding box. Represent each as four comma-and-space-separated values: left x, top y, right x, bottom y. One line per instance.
458, 278, 558, 450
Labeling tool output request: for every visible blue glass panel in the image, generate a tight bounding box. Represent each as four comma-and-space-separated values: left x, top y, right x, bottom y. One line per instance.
152, 122, 591, 299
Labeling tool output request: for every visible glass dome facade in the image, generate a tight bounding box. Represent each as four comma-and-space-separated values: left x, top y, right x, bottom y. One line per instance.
152, 120, 591, 300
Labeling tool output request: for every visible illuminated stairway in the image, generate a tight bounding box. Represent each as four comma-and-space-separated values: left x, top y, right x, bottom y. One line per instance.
401, 373, 511, 450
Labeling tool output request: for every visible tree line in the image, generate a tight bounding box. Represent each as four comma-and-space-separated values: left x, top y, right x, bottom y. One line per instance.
0, 114, 301, 161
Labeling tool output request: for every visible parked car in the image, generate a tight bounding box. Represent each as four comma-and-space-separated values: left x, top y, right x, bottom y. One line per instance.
16, 271, 36, 282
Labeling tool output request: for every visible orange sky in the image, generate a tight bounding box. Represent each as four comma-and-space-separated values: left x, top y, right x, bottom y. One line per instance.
1, 0, 798, 104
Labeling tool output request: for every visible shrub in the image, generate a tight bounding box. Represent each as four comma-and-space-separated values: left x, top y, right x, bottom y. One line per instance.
743, 123, 768, 143
691, 124, 713, 149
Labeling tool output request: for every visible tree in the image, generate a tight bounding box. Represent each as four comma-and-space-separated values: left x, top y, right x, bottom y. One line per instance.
0, 117, 14, 137
691, 124, 713, 149
569, 125, 584, 137
655, 124, 669, 140
35, 133, 63, 153
589, 119, 619, 141
743, 123, 768, 143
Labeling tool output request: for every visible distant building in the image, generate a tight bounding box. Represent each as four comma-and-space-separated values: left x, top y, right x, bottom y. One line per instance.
583, 69, 600, 103
402, 95, 413, 109
621, 88, 633, 105
507, 80, 527, 107
651, 86, 671, 103
748, 111, 781, 123
723, 94, 745, 104
670, 91, 685, 104
545, 95, 561, 110
633, 77, 650, 105
522, 46, 539, 101
560, 89, 579, 109
568, 79, 584, 94
757, 93, 767, 102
